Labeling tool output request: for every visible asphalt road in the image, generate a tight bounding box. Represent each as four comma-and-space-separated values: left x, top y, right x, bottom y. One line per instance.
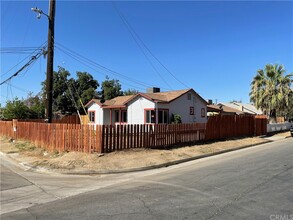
0, 164, 31, 191
1, 138, 292, 220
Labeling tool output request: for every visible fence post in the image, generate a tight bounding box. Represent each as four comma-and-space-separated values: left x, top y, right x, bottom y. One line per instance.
253, 116, 257, 136
12, 119, 18, 140
96, 125, 104, 154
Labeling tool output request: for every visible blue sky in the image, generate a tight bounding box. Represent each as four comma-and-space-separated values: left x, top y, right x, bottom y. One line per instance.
1, 1, 293, 107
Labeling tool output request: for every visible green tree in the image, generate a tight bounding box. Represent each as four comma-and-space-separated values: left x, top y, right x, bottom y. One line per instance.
100, 76, 123, 100
23, 92, 45, 118
42, 66, 74, 114
2, 98, 37, 120
73, 71, 99, 113
0, 104, 5, 120
250, 64, 292, 123
41, 67, 99, 115
286, 90, 293, 120
123, 89, 139, 96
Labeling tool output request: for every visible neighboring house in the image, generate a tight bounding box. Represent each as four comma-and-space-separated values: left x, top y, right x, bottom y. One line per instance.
207, 104, 251, 116
219, 102, 263, 115
85, 88, 208, 125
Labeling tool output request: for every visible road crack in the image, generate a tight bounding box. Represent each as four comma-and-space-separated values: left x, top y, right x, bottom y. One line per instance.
135, 193, 159, 220
25, 207, 37, 220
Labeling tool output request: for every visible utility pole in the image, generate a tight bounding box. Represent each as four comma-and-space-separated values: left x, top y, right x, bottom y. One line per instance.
46, 0, 56, 123
31, 0, 56, 123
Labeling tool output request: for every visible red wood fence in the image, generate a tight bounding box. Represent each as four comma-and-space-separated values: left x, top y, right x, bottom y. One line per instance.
17, 115, 81, 124
0, 115, 267, 154
205, 115, 267, 140
102, 123, 206, 153
0, 121, 14, 138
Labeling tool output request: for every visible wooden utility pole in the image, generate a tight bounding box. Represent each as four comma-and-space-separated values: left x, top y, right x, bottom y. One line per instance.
46, 0, 56, 123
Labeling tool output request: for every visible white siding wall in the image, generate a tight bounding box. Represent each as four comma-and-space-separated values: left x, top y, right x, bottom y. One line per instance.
87, 103, 104, 125
127, 97, 155, 124
162, 92, 207, 123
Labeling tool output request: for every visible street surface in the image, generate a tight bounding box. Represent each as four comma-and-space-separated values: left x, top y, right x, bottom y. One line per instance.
1, 138, 292, 220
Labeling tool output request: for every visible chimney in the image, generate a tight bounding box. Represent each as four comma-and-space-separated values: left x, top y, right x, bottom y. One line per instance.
147, 87, 160, 93
208, 99, 213, 105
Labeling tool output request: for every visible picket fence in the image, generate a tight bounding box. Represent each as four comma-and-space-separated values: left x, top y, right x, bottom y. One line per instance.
0, 115, 267, 154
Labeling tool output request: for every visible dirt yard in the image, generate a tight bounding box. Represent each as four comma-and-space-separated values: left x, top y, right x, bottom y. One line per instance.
0, 131, 290, 173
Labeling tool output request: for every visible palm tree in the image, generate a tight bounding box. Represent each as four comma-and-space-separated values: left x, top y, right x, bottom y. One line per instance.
250, 64, 292, 123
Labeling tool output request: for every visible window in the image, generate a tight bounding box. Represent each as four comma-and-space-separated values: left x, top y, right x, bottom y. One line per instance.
201, 108, 206, 117
114, 110, 119, 122
158, 110, 169, 124
89, 111, 95, 123
114, 110, 127, 123
121, 111, 127, 123
146, 110, 156, 124
190, 107, 194, 115
145, 109, 168, 124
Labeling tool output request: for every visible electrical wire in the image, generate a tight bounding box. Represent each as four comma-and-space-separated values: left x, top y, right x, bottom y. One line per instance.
0, 49, 45, 86
9, 83, 14, 100
55, 42, 149, 87
4, 81, 30, 93
112, 1, 190, 89
1, 41, 47, 77
112, 1, 173, 89
55, 46, 145, 91
54, 42, 170, 91
1, 47, 40, 52
65, 80, 82, 121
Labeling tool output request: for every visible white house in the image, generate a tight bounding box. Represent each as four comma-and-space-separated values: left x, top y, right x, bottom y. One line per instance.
85, 88, 208, 125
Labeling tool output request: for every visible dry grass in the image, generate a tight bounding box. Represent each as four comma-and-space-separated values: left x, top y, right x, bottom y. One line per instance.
0, 134, 278, 172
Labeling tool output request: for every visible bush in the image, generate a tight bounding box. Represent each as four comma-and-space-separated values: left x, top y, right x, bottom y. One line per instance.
170, 113, 182, 124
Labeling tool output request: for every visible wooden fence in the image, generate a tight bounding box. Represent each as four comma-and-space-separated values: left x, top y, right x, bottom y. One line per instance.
0, 115, 267, 154
205, 115, 267, 140
0, 121, 101, 153
17, 115, 81, 124
102, 123, 206, 153
0, 121, 14, 138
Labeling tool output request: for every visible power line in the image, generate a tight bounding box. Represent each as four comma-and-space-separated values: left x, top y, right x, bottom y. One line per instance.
1, 42, 47, 77
55, 42, 170, 91
1, 51, 41, 54
9, 84, 14, 100
0, 49, 45, 86
112, 1, 189, 89
5, 81, 30, 93
54, 42, 147, 86
112, 1, 172, 89
54, 45, 145, 91
1, 47, 41, 51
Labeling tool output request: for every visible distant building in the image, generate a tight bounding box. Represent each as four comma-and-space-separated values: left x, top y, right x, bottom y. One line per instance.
207, 104, 251, 116
219, 102, 263, 115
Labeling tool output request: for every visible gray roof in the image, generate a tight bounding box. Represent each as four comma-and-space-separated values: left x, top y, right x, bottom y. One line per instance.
219, 102, 263, 115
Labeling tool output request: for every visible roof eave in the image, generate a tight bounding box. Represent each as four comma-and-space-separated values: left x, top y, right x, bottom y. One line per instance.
85, 99, 102, 108
102, 105, 127, 109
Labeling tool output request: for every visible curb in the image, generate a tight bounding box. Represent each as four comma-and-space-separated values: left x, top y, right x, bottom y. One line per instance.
60, 139, 273, 175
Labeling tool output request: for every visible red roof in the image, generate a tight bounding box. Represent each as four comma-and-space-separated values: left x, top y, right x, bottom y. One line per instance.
86, 89, 207, 108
